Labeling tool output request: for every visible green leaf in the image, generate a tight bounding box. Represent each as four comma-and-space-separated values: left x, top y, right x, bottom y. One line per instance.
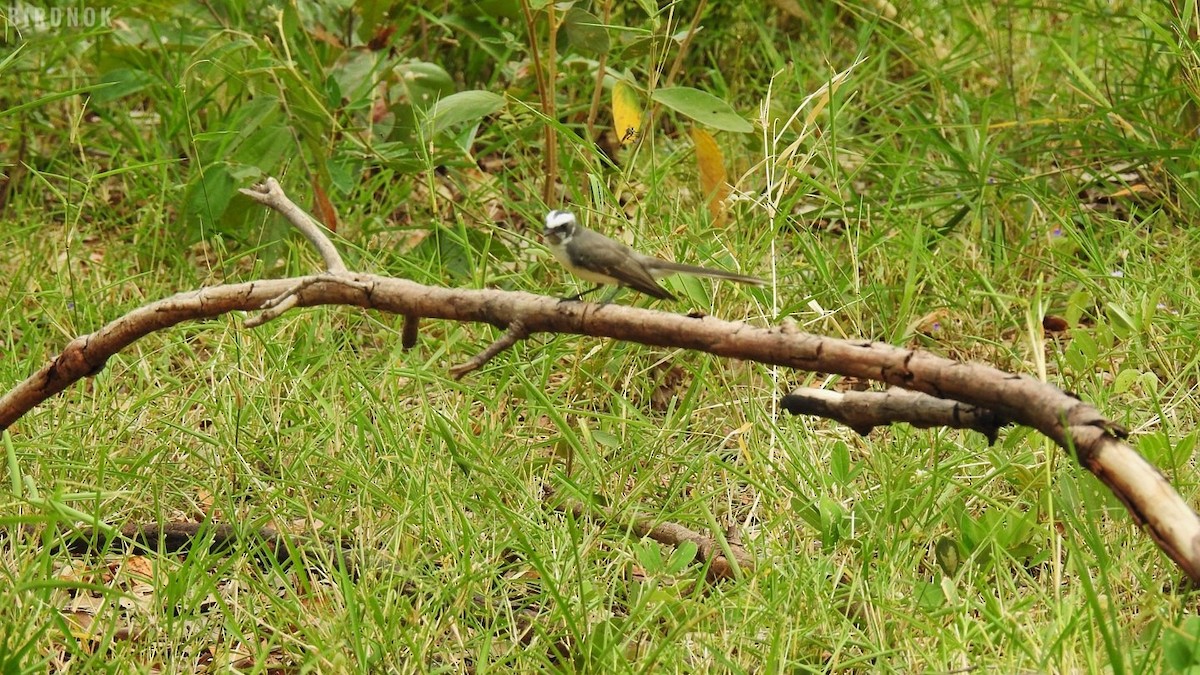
371, 141, 423, 173
1106, 301, 1137, 337
651, 87, 753, 133
830, 441, 851, 485
914, 580, 947, 610
818, 495, 844, 548
1164, 616, 1200, 670
411, 225, 508, 281
1173, 432, 1198, 469
0, 83, 114, 118
233, 125, 294, 173
5, 431, 22, 497
791, 497, 821, 531
1064, 290, 1090, 326
182, 164, 237, 242
620, 35, 660, 59
637, 541, 663, 574
669, 273, 710, 306
92, 68, 156, 102
592, 430, 621, 448
1066, 328, 1098, 371
562, 7, 610, 56
958, 512, 984, 553
427, 90, 505, 135
393, 61, 455, 109
631, 0, 658, 16
326, 153, 364, 195
934, 537, 961, 576
665, 541, 698, 574
1113, 368, 1139, 394
0, 42, 24, 76
194, 96, 283, 164
331, 49, 386, 103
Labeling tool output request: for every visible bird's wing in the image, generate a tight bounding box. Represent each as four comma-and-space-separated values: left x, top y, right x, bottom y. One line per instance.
574, 229, 676, 300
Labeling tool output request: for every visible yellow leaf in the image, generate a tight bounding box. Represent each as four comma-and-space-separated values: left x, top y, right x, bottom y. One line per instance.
612, 81, 642, 145
691, 127, 730, 223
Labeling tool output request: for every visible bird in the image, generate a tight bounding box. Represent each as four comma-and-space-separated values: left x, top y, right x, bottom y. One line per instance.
542, 210, 765, 302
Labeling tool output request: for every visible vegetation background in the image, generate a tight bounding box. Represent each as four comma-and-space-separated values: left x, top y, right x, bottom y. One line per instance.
3, 0, 1200, 671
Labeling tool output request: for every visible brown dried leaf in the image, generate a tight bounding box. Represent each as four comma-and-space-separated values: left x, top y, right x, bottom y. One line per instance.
651, 365, 688, 412
311, 176, 339, 233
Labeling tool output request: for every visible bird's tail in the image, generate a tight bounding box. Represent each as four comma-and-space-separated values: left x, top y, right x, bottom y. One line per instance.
648, 259, 766, 286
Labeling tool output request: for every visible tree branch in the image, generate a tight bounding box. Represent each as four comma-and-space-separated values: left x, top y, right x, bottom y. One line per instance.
781, 386, 1010, 443
239, 178, 346, 274
3, 275, 1198, 580
5, 178, 1199, 584
450, 320, 529, 379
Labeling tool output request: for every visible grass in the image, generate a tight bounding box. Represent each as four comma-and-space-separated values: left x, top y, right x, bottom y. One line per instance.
3, 0, 1200, 671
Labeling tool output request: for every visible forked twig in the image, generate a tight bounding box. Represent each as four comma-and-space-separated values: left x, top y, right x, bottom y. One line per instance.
240, 178, 347, 274
450, 320, 530, 379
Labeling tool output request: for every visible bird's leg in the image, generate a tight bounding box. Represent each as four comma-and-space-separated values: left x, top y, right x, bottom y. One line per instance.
560, 284, 604, 302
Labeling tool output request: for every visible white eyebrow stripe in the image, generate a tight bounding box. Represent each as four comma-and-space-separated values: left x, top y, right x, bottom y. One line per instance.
545, 211, 576, 228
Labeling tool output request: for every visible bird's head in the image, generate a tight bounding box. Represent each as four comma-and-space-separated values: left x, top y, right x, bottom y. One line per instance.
543, 210, 578, 246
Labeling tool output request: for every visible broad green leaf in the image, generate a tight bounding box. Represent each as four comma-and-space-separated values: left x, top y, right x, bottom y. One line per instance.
670, 273, 709, 306
1164, 616, 1200, 670
428, 90, 504, 135
637, 541, 663, 574
193, 96, 283, 164
326, 152, 363, 194
182, 164, 237, 242
791, 497, 822, 531
665, 541, 698, 574
652, 87, 753, 133
562, 7, 610, 56
234, 125, 293, 173
958, 511, 984, 552
371, 141, 424, 173
411, 224, 509, 281
393, 61, 455, 109
915, 580, 947, 610
1105, 301, 1137, 336
331, 49, 386, 103
620, 35, 660, 59
1113, 368, 1140, 394
591, 430, 621, 448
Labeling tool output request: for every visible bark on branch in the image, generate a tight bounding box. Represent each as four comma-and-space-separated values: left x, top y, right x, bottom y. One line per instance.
781, 386, 1010, 442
